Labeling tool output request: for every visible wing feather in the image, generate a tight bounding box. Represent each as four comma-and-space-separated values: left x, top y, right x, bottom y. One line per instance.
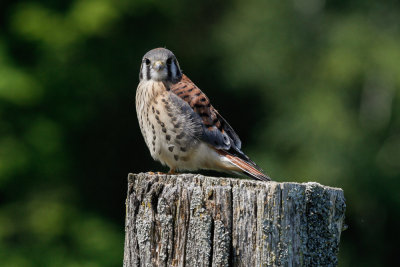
167, 74, 270, 180
168, 75, 241, 150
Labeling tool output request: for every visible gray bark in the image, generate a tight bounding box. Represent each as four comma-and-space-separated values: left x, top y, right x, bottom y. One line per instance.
124, 173, 346, 267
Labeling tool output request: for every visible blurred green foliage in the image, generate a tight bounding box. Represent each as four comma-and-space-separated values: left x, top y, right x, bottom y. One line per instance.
0, 0, 399, 266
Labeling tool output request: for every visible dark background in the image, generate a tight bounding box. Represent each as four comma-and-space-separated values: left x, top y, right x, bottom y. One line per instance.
0, 0, 399, 266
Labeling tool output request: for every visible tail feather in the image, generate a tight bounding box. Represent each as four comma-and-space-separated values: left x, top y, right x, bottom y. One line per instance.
217, 150, 270, 181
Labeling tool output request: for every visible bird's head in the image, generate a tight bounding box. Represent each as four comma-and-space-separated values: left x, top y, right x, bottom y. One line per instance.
139, 48, 182, 82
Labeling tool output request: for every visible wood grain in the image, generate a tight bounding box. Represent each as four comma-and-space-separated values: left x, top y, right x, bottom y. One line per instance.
123, 173, 346, 267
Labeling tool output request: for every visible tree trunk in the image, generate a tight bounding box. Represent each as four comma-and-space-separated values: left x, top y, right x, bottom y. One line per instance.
123, 173, 346, 267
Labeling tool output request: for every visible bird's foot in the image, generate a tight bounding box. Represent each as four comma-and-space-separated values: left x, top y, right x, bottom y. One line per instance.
147, 171, 167, 175
168, 168, 176, 175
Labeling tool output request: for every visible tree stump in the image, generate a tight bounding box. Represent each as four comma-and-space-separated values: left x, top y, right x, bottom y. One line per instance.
123, 173, 346, 267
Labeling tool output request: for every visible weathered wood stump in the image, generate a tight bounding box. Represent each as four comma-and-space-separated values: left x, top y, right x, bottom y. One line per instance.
124, 173, 346, 267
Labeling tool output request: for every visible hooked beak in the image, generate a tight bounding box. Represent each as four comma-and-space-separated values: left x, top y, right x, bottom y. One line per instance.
153, 61, 165, 71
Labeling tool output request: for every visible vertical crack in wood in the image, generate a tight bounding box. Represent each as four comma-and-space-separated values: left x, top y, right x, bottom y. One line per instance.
228, 185, 234, 267
208, 218, 215, 267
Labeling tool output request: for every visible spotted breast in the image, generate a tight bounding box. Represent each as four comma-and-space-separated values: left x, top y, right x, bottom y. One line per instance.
136, 79, 212, 172
135, 48, 270, 181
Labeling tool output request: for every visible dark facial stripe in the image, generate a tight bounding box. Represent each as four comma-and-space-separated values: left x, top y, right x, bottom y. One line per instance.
167, 63, 172, 79
146, 64, 150, 80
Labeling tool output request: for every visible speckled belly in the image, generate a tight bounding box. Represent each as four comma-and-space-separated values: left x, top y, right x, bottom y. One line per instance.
136, 81, 203, 170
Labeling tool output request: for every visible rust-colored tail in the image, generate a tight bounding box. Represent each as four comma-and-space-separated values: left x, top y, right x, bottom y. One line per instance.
219, 151, 270, 181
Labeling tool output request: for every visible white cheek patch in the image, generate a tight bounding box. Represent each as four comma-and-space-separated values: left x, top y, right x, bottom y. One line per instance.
141, 64, 148, 80
171, 62, 177, 78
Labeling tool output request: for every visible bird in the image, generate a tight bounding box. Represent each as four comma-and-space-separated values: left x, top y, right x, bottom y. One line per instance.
135, 48, 270, 181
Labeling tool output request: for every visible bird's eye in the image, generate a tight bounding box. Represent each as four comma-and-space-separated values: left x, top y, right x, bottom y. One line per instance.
144, 58, 151, 65
166, 58, 172, 65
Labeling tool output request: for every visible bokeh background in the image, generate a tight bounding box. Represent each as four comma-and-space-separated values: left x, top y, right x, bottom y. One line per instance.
0, 0, 399, 266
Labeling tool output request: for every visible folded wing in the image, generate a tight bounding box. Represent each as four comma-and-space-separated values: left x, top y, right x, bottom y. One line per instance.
168, 75, 270, 181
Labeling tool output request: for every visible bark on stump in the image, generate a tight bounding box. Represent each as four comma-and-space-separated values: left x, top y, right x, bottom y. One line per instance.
124, 173, 346, 267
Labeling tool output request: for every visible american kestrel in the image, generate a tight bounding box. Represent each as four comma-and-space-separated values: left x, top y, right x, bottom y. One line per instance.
135, 48, 270, 181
